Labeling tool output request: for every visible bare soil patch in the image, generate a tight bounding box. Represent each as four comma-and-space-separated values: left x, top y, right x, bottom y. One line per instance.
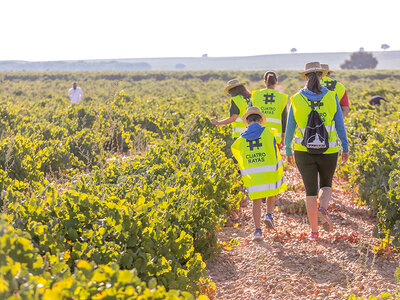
206, 160, 399, 299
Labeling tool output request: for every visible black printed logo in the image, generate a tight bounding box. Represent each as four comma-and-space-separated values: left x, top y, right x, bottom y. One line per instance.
311, 101, 324, 109
325, 80, 337, 91
263, 93, 275, 104
247, 138, 263, 151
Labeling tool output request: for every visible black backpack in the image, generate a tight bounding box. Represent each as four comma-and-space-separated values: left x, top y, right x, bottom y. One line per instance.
301, 98, 330, 154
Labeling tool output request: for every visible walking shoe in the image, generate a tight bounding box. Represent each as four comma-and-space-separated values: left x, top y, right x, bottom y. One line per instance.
253, 228, 263, 241
318, 206, 333, 232
263, 213, 275, 230
309, 232, 319, 241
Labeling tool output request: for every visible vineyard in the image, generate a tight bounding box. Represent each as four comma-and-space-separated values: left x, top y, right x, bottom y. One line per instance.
0, 70, 399, 299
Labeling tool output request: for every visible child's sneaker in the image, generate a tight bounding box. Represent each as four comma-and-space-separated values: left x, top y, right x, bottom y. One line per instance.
253, 228, 263, 241
318, 207, 333, 231
263, 213, 275, 230
309, 232, 319, 241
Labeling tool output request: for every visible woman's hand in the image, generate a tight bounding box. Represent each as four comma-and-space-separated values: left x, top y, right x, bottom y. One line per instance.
210, 118, 219, 125
341, 152, 349, 163
286, 155, 294, 165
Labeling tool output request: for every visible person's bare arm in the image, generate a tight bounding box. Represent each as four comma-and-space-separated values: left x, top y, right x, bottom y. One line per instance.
211, 114, 238, 125
341, 106, 350, 117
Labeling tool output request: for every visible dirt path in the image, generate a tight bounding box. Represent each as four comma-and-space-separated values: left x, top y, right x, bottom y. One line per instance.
206, 161, 399, 299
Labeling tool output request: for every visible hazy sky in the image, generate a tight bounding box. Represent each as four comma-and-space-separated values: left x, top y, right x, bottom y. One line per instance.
1, 0, 399, 61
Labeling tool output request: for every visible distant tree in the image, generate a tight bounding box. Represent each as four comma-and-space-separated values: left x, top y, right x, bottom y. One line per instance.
340, 50, 378, 69
175, 63, 185, 70
381, 44, 390, 51
290, 48, 297, 53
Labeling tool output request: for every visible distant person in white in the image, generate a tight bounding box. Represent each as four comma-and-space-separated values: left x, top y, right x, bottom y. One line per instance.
68, 82, 83, 103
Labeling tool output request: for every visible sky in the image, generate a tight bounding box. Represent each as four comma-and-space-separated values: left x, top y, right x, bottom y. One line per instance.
1, 0, 399, 61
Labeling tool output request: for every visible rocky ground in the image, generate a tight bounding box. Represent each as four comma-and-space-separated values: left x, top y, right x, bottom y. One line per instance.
206, 160, 399, 299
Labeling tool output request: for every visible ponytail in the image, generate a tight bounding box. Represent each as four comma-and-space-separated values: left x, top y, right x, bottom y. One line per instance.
306, 72, 323, 94
264, 71, 277, 88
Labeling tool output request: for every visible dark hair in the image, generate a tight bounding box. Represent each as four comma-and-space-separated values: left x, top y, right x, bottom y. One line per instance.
228, 85, 252, 99
246, 114, 262, 124
305, 72, 323, 94
264, 71, 277, 88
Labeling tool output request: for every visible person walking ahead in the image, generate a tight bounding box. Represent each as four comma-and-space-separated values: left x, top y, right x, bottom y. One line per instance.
231, 107, 287, 240
68, 82, 83, 104
285, 62, 349, 241
252, 71, 288, 148
211, 79, 251, 138
321, 64, 350, 117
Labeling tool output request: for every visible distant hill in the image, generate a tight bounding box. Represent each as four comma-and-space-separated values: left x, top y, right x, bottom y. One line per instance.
1, 51, 399, 71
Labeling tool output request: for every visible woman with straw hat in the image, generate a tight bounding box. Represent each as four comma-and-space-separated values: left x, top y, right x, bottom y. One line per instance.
284, 62, 349, 241
231, 106, 287, 240
211, 79, 251, 139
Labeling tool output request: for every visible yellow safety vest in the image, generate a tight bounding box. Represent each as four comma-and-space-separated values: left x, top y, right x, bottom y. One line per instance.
291, 91, 339, 154
231, 95, 250, 138
321, 76, 346, 101
251, 89, 288, 143
231, 128, 287, 200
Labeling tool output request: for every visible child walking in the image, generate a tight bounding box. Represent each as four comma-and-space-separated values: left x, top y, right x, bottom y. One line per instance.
231, 107, 287, 240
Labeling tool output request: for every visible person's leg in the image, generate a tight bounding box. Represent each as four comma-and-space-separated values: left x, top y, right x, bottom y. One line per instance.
294, 151, 319, 234
252, 198, 262, 230
306, 195, 319, 233
317, 153, 338, 231
318, 153, 338, 208
319, 186, 332, 209
266, 196, 275, 214
264, 196, 276, 229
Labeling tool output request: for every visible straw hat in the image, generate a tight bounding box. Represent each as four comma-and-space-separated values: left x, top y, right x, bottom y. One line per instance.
321, 64, 334, 74
299, 62, 325, 79
242, 106, 267, 127
224, 79, 246, 93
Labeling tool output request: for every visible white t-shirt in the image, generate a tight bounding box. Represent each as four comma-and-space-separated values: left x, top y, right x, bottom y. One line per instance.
68, 87, 83, 103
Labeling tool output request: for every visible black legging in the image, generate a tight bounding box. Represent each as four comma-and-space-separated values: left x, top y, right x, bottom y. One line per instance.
294, 151, 338, 196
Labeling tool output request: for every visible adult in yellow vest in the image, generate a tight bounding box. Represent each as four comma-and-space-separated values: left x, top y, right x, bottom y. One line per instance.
284, 62, 349, 241
211, 79, 251, 138
321, 64, 350, 117
231, 107, 287, 240
252, 71, 288, 148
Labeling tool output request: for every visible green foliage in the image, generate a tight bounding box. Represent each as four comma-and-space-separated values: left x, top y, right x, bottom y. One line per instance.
0, 218, 192, 299
0, 70, 399, 298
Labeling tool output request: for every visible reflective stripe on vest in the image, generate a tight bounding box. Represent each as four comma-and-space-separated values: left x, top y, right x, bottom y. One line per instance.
235, 117, 243, 122
240, 160, 283, 176
296, 124, 336, 135
231, 128, 287, 199
247, 177, 286, 194
266, 117, 281, 124
295, 138, 338, 148
233, 127, 246, 133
